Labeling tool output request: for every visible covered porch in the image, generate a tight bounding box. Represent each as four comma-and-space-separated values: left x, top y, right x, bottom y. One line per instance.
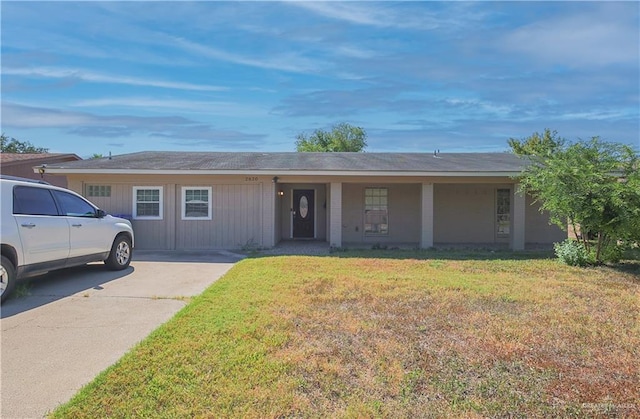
271, 179, 530, 251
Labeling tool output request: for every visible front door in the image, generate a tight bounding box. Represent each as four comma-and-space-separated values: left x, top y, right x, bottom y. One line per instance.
293, 189, 315, 238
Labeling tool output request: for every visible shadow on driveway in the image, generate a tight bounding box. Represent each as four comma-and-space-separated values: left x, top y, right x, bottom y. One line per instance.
1, 264, 133, 318
1, 250, 245, 318
132, 249, 245, 263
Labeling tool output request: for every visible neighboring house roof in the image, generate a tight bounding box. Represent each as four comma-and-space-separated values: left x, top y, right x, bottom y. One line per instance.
0, 153, 81, 166
40, 151, 527, 177
1, 153, 82, 187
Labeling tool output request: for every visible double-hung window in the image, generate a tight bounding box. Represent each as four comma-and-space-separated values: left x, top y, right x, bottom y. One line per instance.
364, 187, 388, 235
133, 187, 163, 220
182, 187, 212, 220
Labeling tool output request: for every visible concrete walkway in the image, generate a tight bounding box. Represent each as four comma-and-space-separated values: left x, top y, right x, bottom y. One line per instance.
0, 250, 243, 419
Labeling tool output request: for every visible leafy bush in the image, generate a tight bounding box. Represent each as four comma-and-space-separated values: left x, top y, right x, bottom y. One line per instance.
600, 242, 624, 264
554, 239, 591, 266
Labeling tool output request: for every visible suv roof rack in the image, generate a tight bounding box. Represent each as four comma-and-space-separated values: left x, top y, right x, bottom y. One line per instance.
0, 175, 51, 185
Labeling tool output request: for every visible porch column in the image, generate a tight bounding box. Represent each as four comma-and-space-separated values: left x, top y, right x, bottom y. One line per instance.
511, 184, 526, 250
262, 180, 276, 247
329, 182, 342, 248
420, 182, 434, 248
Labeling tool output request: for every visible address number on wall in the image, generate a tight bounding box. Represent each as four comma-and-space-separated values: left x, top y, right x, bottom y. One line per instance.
245, 177, 259, 182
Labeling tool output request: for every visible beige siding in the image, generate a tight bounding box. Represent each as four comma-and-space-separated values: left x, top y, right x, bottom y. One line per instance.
66, 174, 267, 250
434, 184, 500, 244
342, 183, 421, 245
525, 195, 567, 244
130, 183, 173, 250
65, 173, 566, 250
176, 184, 262, 249
82, 183, 133, 216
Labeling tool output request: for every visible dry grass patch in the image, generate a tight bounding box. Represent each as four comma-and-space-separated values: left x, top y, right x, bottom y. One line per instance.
52, 253, 639, 418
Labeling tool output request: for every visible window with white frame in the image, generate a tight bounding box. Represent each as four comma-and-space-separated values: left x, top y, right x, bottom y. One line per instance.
87, 185, 111, 197
182, 187, 212, 220
133, 186, 163, 220
364, 187, 388, 235
496, 188, 510, 237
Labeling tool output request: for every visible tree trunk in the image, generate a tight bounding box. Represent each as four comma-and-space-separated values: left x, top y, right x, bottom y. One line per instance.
595, 232, 604, 264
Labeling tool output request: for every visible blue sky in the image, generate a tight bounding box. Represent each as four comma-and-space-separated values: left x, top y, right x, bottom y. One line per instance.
2, 1, 638, 158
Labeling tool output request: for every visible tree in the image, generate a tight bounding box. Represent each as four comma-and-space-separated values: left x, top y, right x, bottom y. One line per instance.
0, 133, 48, 153
295, 123, 367, 152
512, 131, 640, 264
508, 128, 564, 157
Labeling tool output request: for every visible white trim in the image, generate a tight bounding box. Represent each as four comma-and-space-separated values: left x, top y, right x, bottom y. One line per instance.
181, 186, 212, 221
363, 187, 389, 236
39, 168, 521, 177
133, 186, 163, 220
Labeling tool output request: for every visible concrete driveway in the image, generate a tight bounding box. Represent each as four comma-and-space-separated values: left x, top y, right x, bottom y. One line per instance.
0, 250, 243, 419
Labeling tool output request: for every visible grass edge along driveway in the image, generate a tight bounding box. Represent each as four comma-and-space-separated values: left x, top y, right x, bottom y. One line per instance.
52, 251, 639, 418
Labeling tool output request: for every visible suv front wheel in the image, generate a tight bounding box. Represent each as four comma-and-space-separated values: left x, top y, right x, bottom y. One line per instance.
105, 235, 132, 270
1, 256, 16, 303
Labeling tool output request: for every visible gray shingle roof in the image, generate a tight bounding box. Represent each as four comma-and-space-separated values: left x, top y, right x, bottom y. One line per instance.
42, 151, 527, 173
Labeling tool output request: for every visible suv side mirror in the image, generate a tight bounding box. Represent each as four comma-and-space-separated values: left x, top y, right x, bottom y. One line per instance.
96, 209, 107, 218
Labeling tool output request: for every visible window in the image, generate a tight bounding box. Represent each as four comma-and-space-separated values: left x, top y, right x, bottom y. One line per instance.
133, 187, 163, 220
53, 190, 97, 217
364, 187, 388, 235
182, 187, 212, 220
497, 188, 510, 237
87, 185, 111, 197
13, 186, 59, 216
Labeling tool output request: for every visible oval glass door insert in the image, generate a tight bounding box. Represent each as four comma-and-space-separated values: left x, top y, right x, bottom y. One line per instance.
299, 196, 309, 219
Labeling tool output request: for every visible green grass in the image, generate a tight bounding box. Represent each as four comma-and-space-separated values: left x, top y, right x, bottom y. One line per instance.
51, 251, 640, 418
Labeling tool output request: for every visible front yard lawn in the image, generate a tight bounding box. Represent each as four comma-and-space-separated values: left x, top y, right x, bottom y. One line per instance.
52, 252, 639, 418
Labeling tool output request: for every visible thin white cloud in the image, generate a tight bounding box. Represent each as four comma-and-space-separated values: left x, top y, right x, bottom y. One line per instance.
502, 5, 639, 67
170, 37, 321, 74
288, 2, 444, 30
334, 45, 376, 60
73, 97, 270, 117
290, 2, 396, 27
3, 103, 89, 127
1, 102, 266, 146
3, 67, 227, 92
2, 102, 186, 129
287, 1, 478, 31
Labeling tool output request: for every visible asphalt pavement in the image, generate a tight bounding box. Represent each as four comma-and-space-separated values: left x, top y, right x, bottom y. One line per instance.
0, 250, 243, 419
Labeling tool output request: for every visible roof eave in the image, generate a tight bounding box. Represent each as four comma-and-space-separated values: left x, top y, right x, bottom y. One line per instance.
38, 168, 522, 177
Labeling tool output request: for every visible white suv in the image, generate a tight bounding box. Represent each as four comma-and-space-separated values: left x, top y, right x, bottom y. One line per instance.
1, 176, 134, 303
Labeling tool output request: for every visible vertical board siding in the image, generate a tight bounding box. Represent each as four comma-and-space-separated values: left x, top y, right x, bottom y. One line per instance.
83, 183, 132, 216
176, 184, 262, 249
75, 179, 265, 250
83, 183, 169, 250
131, 184, 170, 250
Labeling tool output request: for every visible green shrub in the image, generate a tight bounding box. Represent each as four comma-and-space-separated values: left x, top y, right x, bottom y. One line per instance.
600, 242, 624, 264
554, 239, 590, 266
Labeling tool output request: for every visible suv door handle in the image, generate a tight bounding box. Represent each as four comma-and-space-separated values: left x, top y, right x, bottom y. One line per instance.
71, 224, 83, 227
21, 223, 36, 229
